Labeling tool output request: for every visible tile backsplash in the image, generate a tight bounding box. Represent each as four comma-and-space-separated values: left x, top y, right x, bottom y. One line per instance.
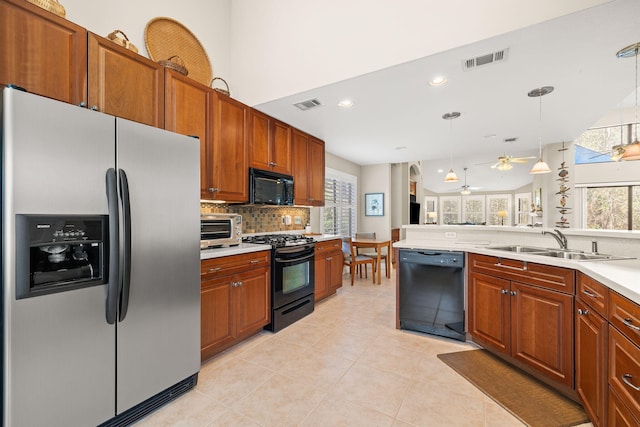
201, 203, 310, 234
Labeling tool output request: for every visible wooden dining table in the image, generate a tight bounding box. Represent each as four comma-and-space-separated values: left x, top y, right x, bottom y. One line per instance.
350, 238, 391, 284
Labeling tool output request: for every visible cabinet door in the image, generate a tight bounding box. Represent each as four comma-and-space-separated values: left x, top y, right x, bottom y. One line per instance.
201, 278, 234, 361
211, 92, 249, 202
88, 32, 164, 127
511, 281, 574, 387
0, 0, 87, 105
235, 267, 270, 337
271, 119, 292, 175
249, 109, 271, 171
609, 387, 640, 427
308, 136, 325, 206
468, 272, 511, 355
314, 256, 328, 302
328, 250, 344, 292
576, 299, 608, 427
292, 129, 310, 205
164, 70, 213, 198
609, 325, 640, 421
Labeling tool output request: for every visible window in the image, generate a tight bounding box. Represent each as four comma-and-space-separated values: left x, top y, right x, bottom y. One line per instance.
323, 168, 357, 236
461, 196, 485, 224
486, 194, 512, 226
574, 124, 631, 164
440, 196, 461, 225
515, 192, 532, 226
423, 196, 437, 223
583, 185, 640, 230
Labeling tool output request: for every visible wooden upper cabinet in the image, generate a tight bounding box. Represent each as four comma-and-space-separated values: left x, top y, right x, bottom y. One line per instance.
164, 69, 213, 199
210, 91, 249, 202
292, 128, 325, 206
87, 32, 164, 127
308, 136, 325, 206
249, 109, 292, 175
0, 0, 87, 104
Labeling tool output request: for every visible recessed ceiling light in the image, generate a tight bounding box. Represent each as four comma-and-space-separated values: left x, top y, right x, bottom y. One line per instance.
338, 99, 354, 108
395, 146, 406, 150
483, 134, 496, 139
429, 76, 447, 86
437, 169, 444, 173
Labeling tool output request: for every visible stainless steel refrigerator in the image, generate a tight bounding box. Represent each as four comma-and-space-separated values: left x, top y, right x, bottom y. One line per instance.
1, 87, 201, 426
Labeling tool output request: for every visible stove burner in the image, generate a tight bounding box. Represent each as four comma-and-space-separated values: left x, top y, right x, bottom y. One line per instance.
242, 234, 315, 248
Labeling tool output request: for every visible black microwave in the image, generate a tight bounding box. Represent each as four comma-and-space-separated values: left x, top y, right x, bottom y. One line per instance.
249, 168, 294, 205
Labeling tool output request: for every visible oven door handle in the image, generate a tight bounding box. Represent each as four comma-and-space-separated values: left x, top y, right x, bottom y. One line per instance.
275, 252, 314, 263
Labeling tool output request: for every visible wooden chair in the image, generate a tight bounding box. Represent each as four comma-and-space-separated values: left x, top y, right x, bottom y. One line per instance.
342, 237, 376, 286
355, 232, 389, 278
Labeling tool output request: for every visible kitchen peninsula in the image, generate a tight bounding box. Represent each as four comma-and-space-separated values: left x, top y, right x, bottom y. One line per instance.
395, 224, 640, 426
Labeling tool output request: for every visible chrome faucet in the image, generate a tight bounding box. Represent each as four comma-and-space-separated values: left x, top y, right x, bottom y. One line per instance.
542, 229, 568, 250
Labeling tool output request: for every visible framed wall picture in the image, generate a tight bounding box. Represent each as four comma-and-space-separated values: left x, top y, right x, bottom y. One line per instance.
365, 193, 384, 216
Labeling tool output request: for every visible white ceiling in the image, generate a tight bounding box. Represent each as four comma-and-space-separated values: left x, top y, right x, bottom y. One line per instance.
249, 0, 640, 193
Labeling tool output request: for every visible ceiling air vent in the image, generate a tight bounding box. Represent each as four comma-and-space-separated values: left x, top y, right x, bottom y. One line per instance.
293, 98, 322, 111
463, 48, 509, 71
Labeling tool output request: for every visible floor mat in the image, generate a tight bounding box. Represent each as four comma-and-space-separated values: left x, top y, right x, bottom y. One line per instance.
437, 349, 589, 427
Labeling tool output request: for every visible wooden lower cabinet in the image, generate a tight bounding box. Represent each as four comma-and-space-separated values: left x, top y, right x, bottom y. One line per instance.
467, 254, 575, 389
609, 387, 640, 426
314, 239, 343, 301
576, 299, 609, 426
200, 251, 270, 361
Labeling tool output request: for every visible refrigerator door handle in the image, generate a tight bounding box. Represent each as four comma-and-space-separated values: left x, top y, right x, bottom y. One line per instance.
105, 168, 120, 324
118, 169, 132, 322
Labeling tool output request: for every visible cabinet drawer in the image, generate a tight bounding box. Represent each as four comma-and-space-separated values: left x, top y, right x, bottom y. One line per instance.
609, 386, 640, 427
468, 253, 575, 294
610, 291, 640, 347
609, 326, 640, 421
577, 272, 609, 317
201, 251, 270, 280
315, 239, 341, 255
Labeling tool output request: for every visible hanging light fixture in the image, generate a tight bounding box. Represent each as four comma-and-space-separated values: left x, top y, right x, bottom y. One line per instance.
528, 86, 554, 174
461, 167, 471, 195
616, 42, 640, 161
443, 112, 461, 182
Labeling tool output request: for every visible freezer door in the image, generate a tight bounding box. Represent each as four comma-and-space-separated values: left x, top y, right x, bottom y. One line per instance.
115, 118, 200, 413
2, 88, 116, 426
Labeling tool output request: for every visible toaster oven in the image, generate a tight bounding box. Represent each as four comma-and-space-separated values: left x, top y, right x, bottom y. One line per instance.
200, 213, 242, 249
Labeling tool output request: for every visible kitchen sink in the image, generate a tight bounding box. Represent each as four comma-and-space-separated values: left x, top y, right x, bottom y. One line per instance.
486, 246, 634, 261
485, 245, 549, 253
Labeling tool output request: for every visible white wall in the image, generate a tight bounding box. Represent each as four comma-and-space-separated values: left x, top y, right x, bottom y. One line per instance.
359, 164, 391, 241
228, 0, 608, 106
62, 0, 231, 87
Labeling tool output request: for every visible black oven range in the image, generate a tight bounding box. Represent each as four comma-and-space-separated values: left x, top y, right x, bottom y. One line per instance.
242, 234, 315, 332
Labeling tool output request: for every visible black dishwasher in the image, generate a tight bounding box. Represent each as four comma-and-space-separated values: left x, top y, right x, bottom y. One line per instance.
399, 249, 465, 341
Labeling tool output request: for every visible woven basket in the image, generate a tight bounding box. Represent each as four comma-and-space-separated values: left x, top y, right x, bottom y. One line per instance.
145, 17, 213, 86
158, 55, 188, 76
212, 77, 230, 96
106, 30, 138, 54
26, 0, 66, 17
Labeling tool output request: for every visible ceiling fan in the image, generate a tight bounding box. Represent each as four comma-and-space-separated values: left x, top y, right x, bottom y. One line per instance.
448, 167, 482, 194
488, 155, 536, 170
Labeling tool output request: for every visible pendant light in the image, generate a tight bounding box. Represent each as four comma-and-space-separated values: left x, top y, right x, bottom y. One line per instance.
617, 42, 640, 161
528, 86, 553, 174
443, 112, 461, 182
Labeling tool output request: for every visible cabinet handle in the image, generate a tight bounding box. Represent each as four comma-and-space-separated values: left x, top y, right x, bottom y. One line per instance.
501, 289, 509, 294
493, 261, 527, 271
231, 281, 239, 287
79, 102, 87, 108
623, 318, 640, 331
622, 374, 640, 391
577, 308, 590, 315
269, 162, 276, 166
582, 289, 597, 298
510, 291, 517, 296
236, 281, 244, 287
249, 259, 261, 264
326, 257, 332, 261
207, 267, 221, 273
91, 105, 99, 111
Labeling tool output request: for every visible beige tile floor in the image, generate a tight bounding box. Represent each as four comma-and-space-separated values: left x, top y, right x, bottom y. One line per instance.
135, 264, 592, 427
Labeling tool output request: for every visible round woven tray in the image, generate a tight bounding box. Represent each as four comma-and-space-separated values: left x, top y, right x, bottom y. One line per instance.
144, 17, 212, 86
